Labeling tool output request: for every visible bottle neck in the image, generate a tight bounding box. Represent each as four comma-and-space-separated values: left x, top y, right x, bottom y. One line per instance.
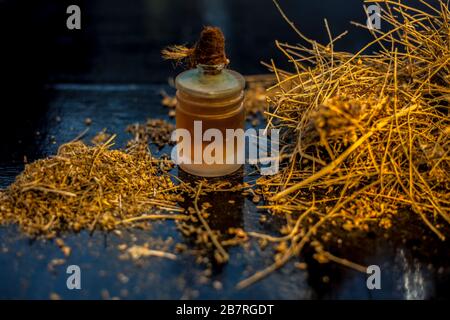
197, 64, 225, 76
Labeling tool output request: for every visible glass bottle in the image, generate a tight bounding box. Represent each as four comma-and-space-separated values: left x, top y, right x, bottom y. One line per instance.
175, 64, 245, 177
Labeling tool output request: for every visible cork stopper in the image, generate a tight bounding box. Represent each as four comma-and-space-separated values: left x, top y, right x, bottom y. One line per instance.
192, 26, 228, 67
162, 26, 229, 70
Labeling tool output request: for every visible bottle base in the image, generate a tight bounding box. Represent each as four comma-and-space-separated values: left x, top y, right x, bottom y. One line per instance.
179, 163, 242, 177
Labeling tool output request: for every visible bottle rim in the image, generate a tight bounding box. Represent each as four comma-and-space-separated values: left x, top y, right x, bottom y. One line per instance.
175, 67, 245, 99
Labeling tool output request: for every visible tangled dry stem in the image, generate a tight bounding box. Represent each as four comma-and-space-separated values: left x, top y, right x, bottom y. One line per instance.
238, 0, 449, 289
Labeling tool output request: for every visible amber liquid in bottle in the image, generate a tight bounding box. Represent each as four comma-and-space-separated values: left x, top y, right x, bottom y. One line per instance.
175, 66, 245, 177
